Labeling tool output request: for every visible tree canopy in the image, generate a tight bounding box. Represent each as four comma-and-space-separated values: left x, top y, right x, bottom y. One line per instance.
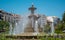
62, 11, 65, 23
0, 20, 9, 31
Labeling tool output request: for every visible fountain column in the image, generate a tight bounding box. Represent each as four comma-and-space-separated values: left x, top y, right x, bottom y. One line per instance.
31, 17, 35, 28
28, 4, 39, 32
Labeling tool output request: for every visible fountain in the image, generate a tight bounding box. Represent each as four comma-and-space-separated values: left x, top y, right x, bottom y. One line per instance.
9, 4, 41, 35
6, 4, 56, 40
9, 4, 55, 35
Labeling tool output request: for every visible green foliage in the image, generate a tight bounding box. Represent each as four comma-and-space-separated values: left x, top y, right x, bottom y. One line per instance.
0, 33, 14, 40
62, 11, 65, 23
55, 22, 63, 34
44, 24, 51, 33
55, 11, 65, 33
0, 20, 9, 31
61, 11, 65, 30
39, 37, 65, 40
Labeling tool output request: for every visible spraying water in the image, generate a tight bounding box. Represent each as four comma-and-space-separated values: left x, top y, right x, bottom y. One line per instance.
35, 21, 38, 33
12, 16, 29, 35
9, 23, 13, 35
9, 4, 55, 35
51, 22, 54, 34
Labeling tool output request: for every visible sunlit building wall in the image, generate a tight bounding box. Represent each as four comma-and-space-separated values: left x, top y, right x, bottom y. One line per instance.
0, 10, 20, 23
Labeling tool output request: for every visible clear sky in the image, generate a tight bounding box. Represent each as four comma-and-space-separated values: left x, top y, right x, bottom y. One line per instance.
0, 0, 65, 19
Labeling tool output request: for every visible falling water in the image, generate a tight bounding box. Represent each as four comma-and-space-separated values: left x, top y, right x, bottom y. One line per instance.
51, 22, 54, 34
9, 14, 48, 35
35, 21, 38, 33
9, 23, 13, 34
32, 21, 39, 35
12, 16, 29, 35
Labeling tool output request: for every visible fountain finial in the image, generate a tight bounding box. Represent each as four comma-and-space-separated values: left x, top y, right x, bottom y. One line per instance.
32, 3, 34, 7
29, 3, 37, 14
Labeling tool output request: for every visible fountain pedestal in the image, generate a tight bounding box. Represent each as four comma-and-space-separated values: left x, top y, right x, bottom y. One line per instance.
24, 4, 41, 33
24, 26, 43, 32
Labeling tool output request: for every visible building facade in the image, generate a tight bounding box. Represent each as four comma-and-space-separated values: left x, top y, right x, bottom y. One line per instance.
0, 9, 20, 23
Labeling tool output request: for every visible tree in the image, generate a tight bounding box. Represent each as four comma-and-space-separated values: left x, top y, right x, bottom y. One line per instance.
62, 11, 65, 23
55, 22, 63, 33
54, 11, 65, 33
44, 24, 51, 33
0, 20, 9, 32
61, 11, 65, 30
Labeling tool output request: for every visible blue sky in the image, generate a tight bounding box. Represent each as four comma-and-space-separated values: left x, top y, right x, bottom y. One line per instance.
0, 0, 65, 19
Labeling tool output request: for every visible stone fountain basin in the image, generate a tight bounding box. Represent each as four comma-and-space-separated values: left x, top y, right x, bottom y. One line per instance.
6, 32, 46, 39
6, 33, 65, 39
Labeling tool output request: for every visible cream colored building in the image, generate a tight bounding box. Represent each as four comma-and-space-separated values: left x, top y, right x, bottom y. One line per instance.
0, 9, 20, 23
